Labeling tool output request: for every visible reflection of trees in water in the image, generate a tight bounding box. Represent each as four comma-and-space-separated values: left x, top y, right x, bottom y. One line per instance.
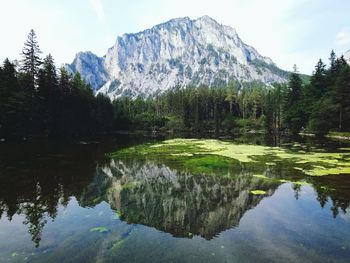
311, 176, 350, 218
0, 143, 106, 247
89, 158, 350, 237
0, 152, 350, 247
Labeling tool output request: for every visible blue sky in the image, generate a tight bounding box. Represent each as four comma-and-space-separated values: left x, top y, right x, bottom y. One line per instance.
0, 0, 349, 74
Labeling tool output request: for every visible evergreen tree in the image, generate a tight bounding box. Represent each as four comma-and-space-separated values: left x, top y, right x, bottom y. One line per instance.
334, 58, 350, 131
21, 29, 42, 91
308, 59, 327, 100
37, 54, 59, 135
284, 65, 304, 134
0, 59, 27, 138
265, 90, 274, 133
329, 50, 336, 72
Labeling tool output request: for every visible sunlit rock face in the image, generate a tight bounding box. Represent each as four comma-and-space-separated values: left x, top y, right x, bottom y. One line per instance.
345, 50, 350, 65
67, 16, 288, 99
84, 159, 277, 239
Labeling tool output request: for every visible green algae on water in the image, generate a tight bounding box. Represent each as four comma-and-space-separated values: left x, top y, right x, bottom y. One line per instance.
251, 190, 267, 195
110, 139, 350, 177
252, 174, 269, 179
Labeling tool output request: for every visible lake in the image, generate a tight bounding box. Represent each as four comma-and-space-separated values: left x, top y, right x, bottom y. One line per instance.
1, 134, 350, 263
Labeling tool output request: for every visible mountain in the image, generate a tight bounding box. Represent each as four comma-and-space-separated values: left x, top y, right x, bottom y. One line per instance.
345, 50, 350, 65
67, 16, 289, 99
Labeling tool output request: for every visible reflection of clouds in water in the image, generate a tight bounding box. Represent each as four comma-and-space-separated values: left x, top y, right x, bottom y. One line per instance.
236, 184, 338, 263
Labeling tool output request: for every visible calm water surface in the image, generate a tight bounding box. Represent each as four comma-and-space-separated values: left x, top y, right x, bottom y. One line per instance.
0, 135, 350, 263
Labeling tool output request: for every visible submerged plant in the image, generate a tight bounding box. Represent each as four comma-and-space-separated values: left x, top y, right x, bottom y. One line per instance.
90, 226, 108, 233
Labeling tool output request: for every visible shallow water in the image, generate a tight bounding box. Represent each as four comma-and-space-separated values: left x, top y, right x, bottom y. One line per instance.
0, 135, 350, 262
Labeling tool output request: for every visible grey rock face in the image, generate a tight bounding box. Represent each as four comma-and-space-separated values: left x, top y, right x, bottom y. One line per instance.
345, 50, 350, 65
68, 16, 289, 99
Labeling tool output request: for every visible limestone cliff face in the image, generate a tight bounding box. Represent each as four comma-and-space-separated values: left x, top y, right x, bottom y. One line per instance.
67, 16, 288, 99
345, 50, 350, 65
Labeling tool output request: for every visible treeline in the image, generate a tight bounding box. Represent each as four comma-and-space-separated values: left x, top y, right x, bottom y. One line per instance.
1, 30, 350, 139
113, 82, 270, 133
114, 51, 350, 136
281, 51, 350, 135
0, 30, 114, 139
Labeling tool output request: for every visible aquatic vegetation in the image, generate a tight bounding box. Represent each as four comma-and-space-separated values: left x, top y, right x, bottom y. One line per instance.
252, 174, 309, 186
111, 139, 350, 177
90, 226, 108, 233
93, 197, 102, 204
252, 174, 269, 179
114, 211, 122, 220
280, 180, 309, 185
11, 252, 18, 257
338, 148, 350, 151
251, 190, 267, 195
183, 155, 240, 176
111, 239, 124, 251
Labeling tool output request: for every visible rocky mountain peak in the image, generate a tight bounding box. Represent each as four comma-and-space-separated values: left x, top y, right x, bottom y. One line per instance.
67, 16, 288, 99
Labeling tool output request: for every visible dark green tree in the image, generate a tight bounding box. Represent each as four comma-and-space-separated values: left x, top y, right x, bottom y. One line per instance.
37, 54, 59, 135
21, 29, 42, 92
284, 65, 304, 134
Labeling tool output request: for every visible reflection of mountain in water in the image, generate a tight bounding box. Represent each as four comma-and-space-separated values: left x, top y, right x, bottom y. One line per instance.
1, 142, 350, 247
82, 159, 278, 239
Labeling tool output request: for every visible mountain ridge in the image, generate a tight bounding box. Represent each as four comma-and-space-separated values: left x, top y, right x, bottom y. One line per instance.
67, 15, 289, 99
345, 49, 350, 65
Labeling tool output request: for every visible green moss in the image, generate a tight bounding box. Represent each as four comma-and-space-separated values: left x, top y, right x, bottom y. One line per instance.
90, 226, 108, 233
251, 190, 267, 195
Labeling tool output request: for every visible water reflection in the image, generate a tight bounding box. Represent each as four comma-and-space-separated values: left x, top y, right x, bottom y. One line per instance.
84, 159, 278, 239
0, 139, 350, 250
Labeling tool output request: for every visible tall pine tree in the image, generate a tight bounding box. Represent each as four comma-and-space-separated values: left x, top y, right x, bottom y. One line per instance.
21, 29, 42, 92
284, 65, 304, 134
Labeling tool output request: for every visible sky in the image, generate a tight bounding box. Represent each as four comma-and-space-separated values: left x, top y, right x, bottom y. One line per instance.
0, 0, 349, 74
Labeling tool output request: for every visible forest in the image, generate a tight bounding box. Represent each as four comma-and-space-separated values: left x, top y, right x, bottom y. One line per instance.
1, 30, 350, 140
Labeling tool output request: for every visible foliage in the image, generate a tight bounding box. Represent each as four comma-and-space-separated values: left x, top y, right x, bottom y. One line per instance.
0, 30, 114, 139
1, 31, 350, 139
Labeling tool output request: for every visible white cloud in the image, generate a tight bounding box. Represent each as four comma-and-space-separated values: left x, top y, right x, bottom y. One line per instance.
89, 0, 106, 23
336, 28, 350, 46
